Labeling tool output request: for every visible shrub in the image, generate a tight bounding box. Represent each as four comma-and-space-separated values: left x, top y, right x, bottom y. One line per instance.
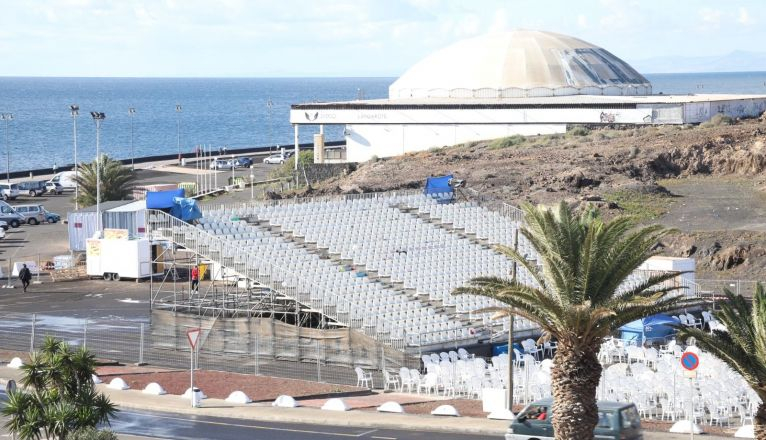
488, 134, 526, 149
69, 428, 119, 440
700, 113, 734, 128
567, 125, 591, 136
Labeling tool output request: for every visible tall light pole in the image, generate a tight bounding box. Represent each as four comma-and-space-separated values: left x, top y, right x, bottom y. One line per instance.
90, 112, 105, 233
1, 113, 13, 183
70, 105, 80, 210
128, 107, 136, 171
175, 104, 182, 165
267, 98, 273, 153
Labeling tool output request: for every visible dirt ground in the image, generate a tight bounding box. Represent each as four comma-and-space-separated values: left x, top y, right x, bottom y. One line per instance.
306, 116, 766, 283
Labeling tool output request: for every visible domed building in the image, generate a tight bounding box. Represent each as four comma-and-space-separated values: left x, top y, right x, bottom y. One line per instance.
290, 30, 766, 163
389, 30, 652, 99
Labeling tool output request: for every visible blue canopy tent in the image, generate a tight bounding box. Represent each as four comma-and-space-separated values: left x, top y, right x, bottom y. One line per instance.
146, 188, 185, 209
424, 174, 454, 203
619, 314, 680, 345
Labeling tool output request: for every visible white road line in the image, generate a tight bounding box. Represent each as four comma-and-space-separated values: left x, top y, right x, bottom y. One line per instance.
371, 436, 397, 440
120, 411, 367, 437
355, 429, 378, 437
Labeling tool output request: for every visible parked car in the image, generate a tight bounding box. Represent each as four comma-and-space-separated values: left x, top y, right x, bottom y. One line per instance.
233, 157, 253, 167
47, 171, 77, 191
0, 202, 25, 228
45, 181, 64, 195
17, 180, 47, 197
12, 204, 47, 225
42, 207, 61, 223
506, 398, 642, 440
263, 152, 292, 164
209, 159, 235, 170
0, 183, 20, 200
0, 220, 8, 231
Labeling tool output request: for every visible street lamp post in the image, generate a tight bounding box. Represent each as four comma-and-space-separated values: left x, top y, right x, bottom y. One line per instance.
176, 104, 182, 165
267, 98, 273, 153
1, 113, 14, 183
128, 107, 136, 171
70, 105, 79, 209
90, 112, 106, 233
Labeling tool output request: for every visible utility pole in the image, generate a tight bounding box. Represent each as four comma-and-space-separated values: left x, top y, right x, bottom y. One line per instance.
90, 112, 106, 232
70, 105, 79, 210
508, 228, 519, 413
128, 107, 136, 170
1, 113, 14, 183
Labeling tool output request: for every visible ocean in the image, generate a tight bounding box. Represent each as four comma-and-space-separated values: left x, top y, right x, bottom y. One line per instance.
1, 72, 766, 173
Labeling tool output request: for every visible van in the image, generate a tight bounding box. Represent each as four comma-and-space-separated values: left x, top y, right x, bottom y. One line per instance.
47, 171, 77, 191
12, 204, 47, 225
0, 201, 25, 228
0, 183, 20, 200
17, 180, 47, 197
506, 398, 642, 440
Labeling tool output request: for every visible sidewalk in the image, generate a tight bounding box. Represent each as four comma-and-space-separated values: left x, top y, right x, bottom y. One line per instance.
0, 366, 732, 439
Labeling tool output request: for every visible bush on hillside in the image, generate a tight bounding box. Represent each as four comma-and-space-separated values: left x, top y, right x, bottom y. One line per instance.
488, 134, 526, 149
700, 113, 734, 128
567, 125, 591, 136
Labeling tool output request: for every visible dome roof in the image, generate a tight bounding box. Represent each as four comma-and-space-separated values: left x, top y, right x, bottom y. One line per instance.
389, 30, 651, 99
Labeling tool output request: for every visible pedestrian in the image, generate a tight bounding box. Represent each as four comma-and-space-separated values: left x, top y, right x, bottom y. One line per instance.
18, 264, 32, 293
190, 264, 199, 293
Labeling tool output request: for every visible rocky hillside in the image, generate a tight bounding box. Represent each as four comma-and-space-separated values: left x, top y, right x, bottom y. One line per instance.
308, 115, 766, 281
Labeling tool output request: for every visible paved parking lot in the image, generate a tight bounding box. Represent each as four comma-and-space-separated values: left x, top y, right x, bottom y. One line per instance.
0, 151, 282, 270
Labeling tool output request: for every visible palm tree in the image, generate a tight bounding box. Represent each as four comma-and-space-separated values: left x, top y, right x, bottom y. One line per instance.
74, 155, 135, 207
676, 285, 766, 438
2, 336, 117, 440
454, 202, 695, 439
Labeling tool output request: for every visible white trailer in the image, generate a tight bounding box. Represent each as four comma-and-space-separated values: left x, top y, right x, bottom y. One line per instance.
86, 236, 162, 281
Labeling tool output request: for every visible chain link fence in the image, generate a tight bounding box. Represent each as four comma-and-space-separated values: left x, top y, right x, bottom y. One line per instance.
0, 312, 419, 388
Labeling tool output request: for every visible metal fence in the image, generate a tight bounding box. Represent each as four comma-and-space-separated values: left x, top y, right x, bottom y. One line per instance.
0, 312, 419, 388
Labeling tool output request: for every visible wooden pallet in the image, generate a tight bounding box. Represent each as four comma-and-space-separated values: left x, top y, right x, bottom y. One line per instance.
49, 265, 88, 282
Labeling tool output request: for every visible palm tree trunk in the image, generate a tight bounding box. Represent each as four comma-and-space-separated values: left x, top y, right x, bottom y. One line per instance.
550, 342, 602, 440
755, 401, 766, 440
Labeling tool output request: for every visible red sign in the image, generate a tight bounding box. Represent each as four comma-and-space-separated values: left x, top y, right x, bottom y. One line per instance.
186, 327, 201, 349
680, 351, 700, 371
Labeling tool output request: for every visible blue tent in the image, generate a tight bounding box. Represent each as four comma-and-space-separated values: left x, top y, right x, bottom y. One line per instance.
424, 175, 454, 203
619, 314, 680, 345
146, 188, 185, 209
170, 197, 202, 222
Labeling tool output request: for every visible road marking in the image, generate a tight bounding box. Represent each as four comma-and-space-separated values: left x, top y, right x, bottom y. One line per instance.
120, 411, 372, 437
355, 429, 377, 437
371, 436, 397, 440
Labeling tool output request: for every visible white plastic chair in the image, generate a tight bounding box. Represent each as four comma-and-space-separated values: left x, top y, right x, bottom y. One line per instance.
355, 367, 373, 388
383, 370, 400, 392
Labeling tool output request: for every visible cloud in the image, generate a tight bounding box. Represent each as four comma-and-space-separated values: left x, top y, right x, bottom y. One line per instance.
698, 7, 722, 26
488, 7, 508, 33
577, 14, 588, 29
738, 7, 753, 26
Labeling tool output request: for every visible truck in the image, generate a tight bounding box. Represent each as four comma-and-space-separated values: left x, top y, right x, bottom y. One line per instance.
47, 171, 78, 191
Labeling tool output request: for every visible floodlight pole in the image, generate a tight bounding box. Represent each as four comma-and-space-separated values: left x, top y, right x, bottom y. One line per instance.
508, 227, 519, 412
70, 105, 80, 210
1, 113, 14, 183
176, 104, 182, 165
267, 98, 273, 153
128, 107, 136, 171
91, 112, 106, 233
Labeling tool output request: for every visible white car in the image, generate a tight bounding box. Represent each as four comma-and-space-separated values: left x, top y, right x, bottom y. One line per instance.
263, 153, 292, 164
209, 159, 234, 170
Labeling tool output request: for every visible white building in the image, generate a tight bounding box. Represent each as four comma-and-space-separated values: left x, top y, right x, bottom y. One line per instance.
289, 30, 766, 163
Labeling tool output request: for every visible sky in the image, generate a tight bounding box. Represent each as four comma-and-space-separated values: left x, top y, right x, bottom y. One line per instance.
0, 0, 764, 77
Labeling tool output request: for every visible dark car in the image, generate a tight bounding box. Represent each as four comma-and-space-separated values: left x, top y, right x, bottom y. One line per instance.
233, 157, 253, 167
17, 181, 47, 197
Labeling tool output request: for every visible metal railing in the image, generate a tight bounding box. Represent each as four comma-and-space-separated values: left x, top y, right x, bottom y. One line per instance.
146, 210, 414, 349
0, 312, 417, 387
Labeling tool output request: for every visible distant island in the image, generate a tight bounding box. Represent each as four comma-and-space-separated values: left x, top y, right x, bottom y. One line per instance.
633, 50, 766, 74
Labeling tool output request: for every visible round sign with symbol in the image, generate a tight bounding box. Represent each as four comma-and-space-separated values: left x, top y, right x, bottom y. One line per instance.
680, 351, 700, 371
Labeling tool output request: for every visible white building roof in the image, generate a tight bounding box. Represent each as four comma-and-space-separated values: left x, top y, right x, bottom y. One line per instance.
389, 30, 652, 99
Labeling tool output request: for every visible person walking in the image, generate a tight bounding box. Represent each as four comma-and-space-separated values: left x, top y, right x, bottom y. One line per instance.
18, 264, 32, 292
190, 265, 199, 293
